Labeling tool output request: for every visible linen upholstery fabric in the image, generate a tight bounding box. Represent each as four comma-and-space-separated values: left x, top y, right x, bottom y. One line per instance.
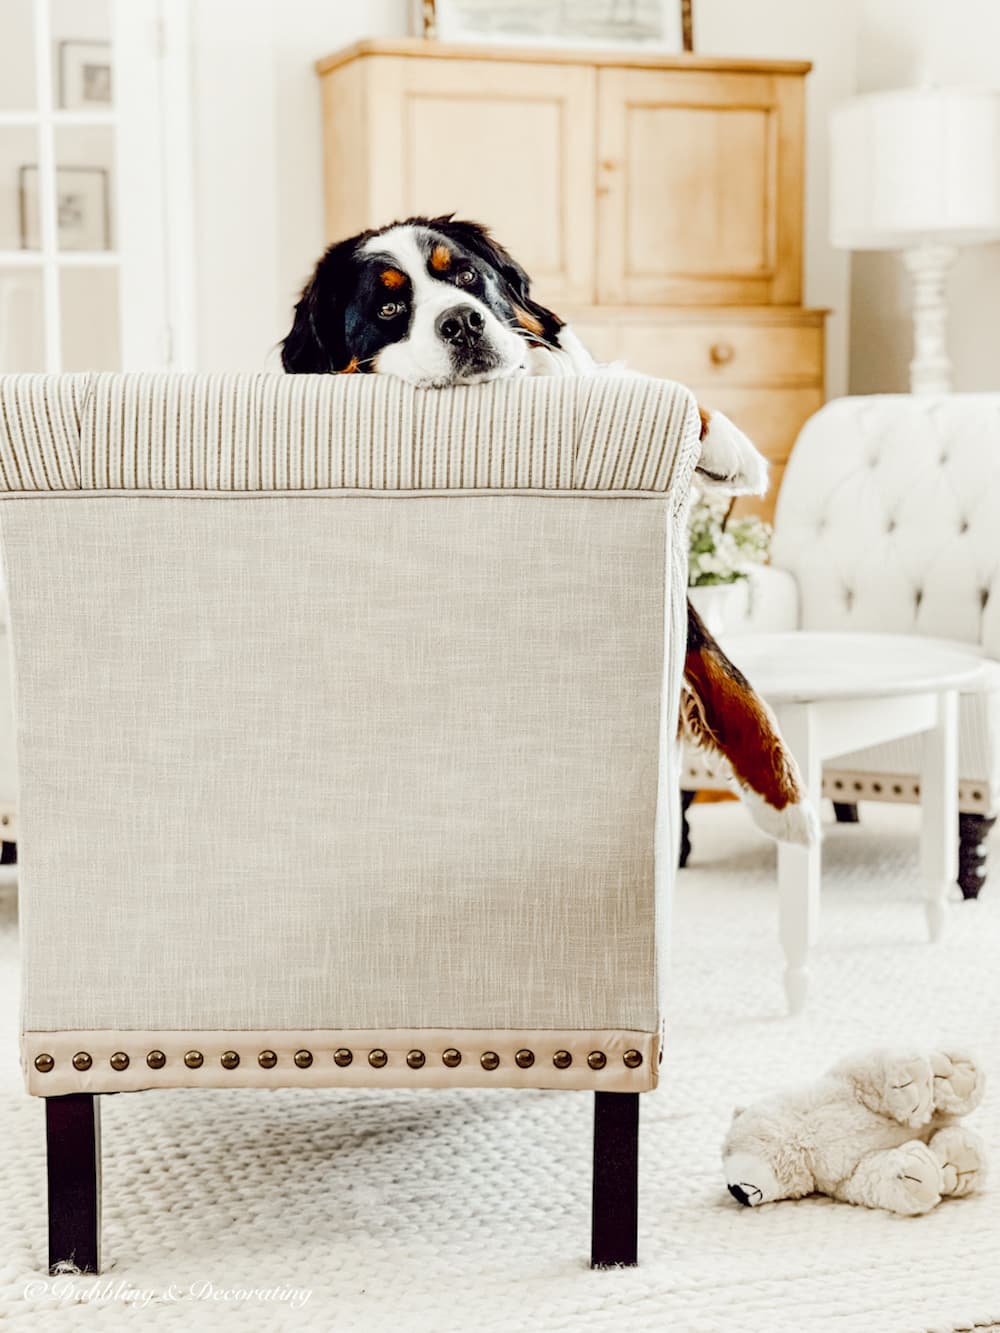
682, 394, 1000, 816
0, 372, 700, 1097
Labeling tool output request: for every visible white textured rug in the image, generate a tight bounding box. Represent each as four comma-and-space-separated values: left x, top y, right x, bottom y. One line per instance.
1, 803, 998, 1333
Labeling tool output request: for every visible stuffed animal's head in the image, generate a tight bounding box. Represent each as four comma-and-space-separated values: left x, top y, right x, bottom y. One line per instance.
723, 1103, 815, 1207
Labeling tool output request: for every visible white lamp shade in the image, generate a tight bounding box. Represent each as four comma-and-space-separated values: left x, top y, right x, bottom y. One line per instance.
830, 87, 1000, 249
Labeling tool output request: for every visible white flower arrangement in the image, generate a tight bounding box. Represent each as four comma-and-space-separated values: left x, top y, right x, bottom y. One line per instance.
688, 491, 771, 587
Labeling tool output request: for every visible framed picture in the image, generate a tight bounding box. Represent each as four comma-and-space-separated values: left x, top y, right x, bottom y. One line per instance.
414, 0, 685, 50
58, 40, 113, 109
19, 166, 111, 252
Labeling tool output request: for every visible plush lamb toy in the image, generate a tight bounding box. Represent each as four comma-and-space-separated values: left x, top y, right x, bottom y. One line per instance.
723, 1048, 986, 1215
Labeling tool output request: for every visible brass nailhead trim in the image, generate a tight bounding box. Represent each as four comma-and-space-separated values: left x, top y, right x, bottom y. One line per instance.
294, 1049, 313, 1069
258, 1050, 277, 1069
587, 1051, 607, 1071
368, 1048, 388, 1068
333, 1048, 353, 1068
552, 1050, 572, 1070
72, 1052, 92, 1072
146, 1050, 166, 1070
220, 1050, 240, 1070
515, 1049, 535, 1068
184, 1050, 204, 1069
441, 1048, 462, 1068
110, 1051, 130, 1072
480, 1051, 500, 1071
406, 1049, 425, 1069
623, 1049, 643, 1069
34, 1053, 54, 1073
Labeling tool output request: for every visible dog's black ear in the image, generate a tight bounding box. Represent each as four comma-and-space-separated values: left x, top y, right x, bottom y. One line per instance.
281, 239, 356, 374
427, 215, 565, 347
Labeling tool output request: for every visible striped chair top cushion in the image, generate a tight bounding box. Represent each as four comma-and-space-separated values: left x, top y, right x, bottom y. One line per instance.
0, 372, 700, 499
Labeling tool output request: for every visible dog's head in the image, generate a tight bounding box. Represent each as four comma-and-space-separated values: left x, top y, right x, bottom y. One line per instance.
281, 216, 564, 386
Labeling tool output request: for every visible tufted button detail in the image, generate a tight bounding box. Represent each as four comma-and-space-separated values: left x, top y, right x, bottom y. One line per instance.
886, 518, 896, 534
960, 518, 970, 534
914, 588, 923, 610
981, 588, 991, 610
844, 588, 855, 610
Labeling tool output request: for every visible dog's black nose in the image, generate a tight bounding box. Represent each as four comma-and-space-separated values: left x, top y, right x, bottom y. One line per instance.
436, 305, 485, 347
728, 1183, 751, 1206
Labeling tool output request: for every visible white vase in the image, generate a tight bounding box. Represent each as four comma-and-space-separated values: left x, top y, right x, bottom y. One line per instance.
687, 582, 747, 637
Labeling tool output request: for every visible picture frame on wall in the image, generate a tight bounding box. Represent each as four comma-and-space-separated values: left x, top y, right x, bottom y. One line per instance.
412, 0, 686, 50
19, 166, 112, 252
58, 40, 113, 109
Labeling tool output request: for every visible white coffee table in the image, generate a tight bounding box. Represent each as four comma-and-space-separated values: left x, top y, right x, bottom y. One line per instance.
727, 633, 987, 1015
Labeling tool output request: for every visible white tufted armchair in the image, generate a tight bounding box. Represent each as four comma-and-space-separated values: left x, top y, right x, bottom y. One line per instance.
682, 394, 1000, 896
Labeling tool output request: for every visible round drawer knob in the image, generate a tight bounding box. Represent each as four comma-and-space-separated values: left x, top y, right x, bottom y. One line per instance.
709, 341, 735, 366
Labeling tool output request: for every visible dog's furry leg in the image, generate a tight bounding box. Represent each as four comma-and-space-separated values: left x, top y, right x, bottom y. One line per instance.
681, 603, 819, 846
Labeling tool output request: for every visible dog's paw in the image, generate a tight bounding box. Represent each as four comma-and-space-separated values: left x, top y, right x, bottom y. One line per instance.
696, 411, 769, 496
879, 1142, 943, 1215
930, 1050, 985, 1116
929, 1126, 987, 1198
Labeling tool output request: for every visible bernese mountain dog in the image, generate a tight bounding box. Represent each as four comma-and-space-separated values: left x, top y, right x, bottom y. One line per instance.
281, 215, 816, 849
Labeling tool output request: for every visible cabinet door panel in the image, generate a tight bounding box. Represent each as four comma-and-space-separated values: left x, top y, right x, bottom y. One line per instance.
365, 58, 596, 306
596, 68, 803, 306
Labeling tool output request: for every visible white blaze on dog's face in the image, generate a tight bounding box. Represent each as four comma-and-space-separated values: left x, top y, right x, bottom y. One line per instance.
281, 217, 568, 387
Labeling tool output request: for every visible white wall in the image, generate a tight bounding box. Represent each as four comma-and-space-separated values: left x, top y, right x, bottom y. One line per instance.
849, 0, 1000, 393
189, 0, 408, 370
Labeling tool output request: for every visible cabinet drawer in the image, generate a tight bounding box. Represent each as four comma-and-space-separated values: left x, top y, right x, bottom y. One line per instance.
617, 321, 822, 387
567, 311, 825, 387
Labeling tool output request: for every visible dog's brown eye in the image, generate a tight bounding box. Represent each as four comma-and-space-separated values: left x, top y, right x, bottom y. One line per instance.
379, 301, 404, 320
456, 268, 476, 286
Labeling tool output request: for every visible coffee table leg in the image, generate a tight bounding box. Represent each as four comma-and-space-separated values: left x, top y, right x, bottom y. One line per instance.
920, 689, 958, 941
776, 704, 822, 1015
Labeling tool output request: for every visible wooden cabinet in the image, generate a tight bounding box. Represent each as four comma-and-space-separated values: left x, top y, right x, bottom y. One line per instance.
317, 39, 826, 522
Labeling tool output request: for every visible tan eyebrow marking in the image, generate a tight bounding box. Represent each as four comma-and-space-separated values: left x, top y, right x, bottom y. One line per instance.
380, 269, 405, 289
430, 244, 452, 272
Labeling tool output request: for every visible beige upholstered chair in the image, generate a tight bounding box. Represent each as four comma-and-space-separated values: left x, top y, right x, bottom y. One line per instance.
0, 371, 699, 1273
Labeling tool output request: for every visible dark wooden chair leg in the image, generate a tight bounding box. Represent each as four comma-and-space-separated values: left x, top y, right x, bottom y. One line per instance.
0, 839, 16, 864
833, 802, 860, 824
591, 1091, 639, 1268
679, 790, 695, 868
958, 813, 996, 900
46, 1094, 101, 1274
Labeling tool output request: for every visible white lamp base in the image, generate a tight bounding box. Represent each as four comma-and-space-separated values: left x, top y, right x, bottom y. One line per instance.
902, 243, 957, 395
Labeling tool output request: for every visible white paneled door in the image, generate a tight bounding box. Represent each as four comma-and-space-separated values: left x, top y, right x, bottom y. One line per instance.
0, 0, 194, 372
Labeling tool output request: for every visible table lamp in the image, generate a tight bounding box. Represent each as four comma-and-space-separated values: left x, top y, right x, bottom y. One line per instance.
830, 87, 1000, 393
